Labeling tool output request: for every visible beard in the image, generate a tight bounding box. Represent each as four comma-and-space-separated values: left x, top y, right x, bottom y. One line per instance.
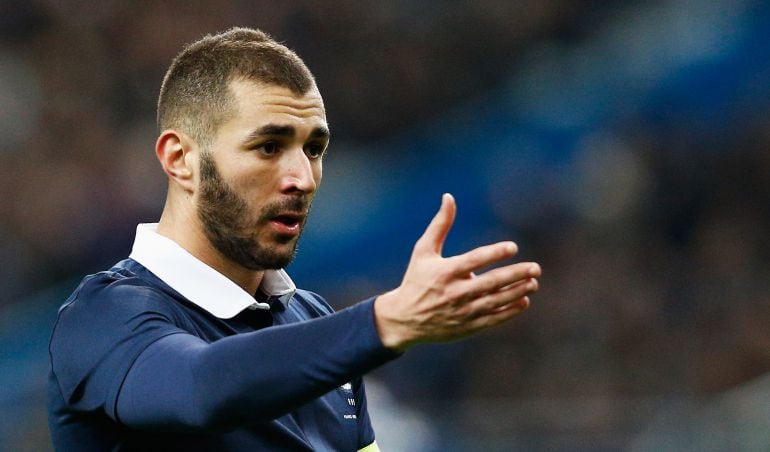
196, 151, 309, 270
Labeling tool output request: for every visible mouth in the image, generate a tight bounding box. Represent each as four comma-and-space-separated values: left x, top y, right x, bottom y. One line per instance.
268, 212, 305, 235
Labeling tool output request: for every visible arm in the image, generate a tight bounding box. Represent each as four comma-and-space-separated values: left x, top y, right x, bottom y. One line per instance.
374, 193, 541, 352
116, 298, 397, 431
117, 194, 539, 431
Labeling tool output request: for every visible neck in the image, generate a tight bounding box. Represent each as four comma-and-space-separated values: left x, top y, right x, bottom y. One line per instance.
156, 200, 264, 295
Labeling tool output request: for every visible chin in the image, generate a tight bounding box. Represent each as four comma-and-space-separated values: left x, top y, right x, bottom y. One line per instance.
243, 245, 297, 270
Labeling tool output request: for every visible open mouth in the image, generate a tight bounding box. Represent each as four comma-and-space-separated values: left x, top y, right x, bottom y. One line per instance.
269, 213, 304, 235
272, 214, 302, 228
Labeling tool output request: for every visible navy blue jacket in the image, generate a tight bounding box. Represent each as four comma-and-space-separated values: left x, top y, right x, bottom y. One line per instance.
48, 259, 398, 451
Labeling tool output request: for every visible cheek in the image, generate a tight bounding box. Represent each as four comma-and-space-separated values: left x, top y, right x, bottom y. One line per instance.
231, 165, 279, 194
314, 162, 323, 186
215, 180, 263, 217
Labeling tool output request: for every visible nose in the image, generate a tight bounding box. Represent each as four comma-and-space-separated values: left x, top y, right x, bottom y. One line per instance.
280, 147, 318, 195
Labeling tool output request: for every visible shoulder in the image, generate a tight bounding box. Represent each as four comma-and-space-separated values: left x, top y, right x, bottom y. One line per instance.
49, 261, 190, 410
56, 261, 176, 322
290, 289, 335, 317
50, 260, 187, 354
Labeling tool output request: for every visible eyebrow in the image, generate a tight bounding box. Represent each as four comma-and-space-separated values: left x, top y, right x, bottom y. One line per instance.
310, 126, 330, 140
246, 124, 330, 141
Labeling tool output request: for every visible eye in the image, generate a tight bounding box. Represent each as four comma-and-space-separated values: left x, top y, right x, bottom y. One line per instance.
256, 141, 280, 156
305, 142, 327, 159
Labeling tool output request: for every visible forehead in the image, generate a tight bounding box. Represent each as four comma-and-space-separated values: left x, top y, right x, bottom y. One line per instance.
226, 79, 327, 129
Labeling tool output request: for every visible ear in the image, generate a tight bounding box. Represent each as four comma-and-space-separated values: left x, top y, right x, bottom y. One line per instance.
156, 130, 197, 193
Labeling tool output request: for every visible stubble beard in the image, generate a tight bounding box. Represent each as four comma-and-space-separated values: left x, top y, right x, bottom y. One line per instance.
196, 151, 309, 271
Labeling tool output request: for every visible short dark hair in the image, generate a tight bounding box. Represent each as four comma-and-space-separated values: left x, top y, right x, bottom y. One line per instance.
157, 27, 315, 148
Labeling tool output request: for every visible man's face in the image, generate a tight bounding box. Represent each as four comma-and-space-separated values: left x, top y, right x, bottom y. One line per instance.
196, 79, 328, 270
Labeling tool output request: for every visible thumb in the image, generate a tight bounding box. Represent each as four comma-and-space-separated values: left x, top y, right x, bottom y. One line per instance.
415, 193, 456, 256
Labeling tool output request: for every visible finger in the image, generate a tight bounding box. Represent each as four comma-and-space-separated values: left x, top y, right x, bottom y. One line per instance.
445, 241, 520, 275
414, 193, 456, 256
490, 296, 530, 314
465, 278, 538, 316
460, 263, 540, 297
464, 296, 530, 332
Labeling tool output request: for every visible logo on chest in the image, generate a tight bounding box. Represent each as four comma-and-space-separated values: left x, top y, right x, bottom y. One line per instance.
339, 382, 357, 419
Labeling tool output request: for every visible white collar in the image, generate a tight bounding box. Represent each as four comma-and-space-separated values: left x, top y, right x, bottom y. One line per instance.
128, 223, 296, 319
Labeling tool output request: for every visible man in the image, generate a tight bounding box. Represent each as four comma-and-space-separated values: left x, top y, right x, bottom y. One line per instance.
48, 27, 541, 451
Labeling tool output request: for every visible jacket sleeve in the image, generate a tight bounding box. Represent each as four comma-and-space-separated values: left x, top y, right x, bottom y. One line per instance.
49, 277, 189, 418
115, 297, 399, 431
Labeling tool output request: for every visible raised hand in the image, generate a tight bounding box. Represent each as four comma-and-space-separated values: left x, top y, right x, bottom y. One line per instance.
374, 193, 541, 352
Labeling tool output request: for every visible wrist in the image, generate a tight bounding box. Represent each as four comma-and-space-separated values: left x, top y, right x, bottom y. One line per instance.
373, 290, 412, 353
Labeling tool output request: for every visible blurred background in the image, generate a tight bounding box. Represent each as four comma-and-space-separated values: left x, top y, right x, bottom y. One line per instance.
1, 0, 769, 450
